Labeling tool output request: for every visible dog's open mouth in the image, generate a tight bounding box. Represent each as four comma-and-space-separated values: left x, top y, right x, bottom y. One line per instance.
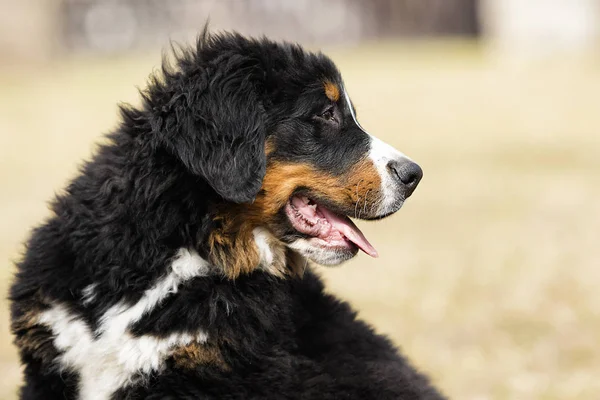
285, 195, 378, 258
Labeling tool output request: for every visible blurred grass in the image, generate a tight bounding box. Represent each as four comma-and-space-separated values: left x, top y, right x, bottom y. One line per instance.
1, 41, 600, 399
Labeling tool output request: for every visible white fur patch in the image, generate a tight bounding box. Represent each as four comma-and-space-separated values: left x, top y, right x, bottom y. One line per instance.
253, 227, 275, 266
98, 248, 209, 335
81, 283, 98, 306
253, 227, 288, 276
39, 248, 210, 400
343, 87, 365, 131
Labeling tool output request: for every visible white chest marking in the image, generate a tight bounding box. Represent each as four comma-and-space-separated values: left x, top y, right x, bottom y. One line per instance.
39, 248, 210, 400
253, 227, 288, 277
253, 227, 275, 266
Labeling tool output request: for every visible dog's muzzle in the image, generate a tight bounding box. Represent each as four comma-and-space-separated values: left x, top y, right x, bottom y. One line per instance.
368, 135, 423, 216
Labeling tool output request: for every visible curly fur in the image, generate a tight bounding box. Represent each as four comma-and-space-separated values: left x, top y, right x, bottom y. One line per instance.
10, 29, 444, 399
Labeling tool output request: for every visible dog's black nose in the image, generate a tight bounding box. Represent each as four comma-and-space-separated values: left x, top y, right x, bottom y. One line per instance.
387, 160, 423, 198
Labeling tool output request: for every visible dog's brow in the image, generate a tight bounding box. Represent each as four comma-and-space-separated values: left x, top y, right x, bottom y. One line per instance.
323, 81, 340, 102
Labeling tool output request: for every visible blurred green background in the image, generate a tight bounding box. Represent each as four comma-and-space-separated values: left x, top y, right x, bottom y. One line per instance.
1, 1, 600, 399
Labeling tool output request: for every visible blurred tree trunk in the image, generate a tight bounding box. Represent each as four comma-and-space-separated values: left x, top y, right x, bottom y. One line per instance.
360, 0, 480, 38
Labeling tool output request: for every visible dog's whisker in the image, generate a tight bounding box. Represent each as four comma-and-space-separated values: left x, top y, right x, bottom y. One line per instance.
362, 189, 372, 218
354, 180, 363, 219
360, 189, 370, 219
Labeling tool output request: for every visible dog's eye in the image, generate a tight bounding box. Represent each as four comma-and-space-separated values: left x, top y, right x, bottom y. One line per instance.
320, 107, 336, 122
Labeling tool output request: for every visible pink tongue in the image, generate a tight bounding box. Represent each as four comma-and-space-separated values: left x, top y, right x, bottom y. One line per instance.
319, 207, 379, 258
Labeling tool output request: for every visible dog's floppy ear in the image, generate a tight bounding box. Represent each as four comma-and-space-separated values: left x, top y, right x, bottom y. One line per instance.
157, 46, 267, 204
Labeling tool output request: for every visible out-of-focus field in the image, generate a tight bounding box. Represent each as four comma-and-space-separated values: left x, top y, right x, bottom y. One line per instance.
1, 42, 599, 399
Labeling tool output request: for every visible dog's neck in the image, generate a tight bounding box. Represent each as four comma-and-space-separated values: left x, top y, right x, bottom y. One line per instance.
206, 201, 306, 279
209, 224, 306, 278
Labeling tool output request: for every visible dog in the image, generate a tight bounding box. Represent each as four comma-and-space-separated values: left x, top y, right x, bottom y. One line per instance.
10, 30, 445, 400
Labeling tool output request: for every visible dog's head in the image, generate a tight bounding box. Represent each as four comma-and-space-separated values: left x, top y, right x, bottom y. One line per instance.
151, 32, 422, 277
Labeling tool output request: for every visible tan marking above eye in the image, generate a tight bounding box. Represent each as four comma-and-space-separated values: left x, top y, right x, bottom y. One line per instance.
324, 81, 340, 102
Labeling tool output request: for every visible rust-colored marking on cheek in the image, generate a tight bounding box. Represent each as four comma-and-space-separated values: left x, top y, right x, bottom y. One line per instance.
324, 81, 340, 102
258, 162, 346, 217
258, 159, 384, 219
345, 158, 383, 214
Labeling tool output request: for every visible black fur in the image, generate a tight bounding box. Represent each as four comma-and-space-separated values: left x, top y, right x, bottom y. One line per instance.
10, 31, 445, 399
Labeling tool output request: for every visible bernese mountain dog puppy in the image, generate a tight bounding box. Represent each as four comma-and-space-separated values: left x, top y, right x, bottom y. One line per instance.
10, 30, 445, 400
